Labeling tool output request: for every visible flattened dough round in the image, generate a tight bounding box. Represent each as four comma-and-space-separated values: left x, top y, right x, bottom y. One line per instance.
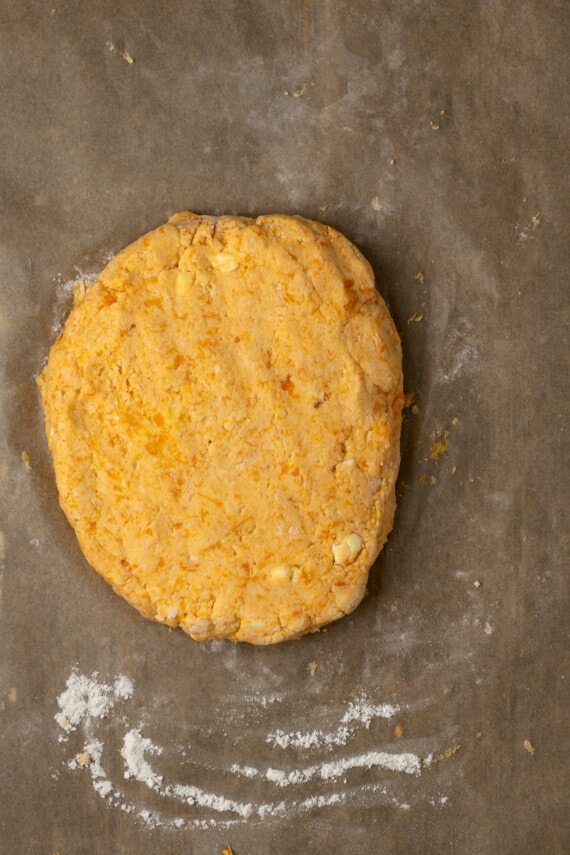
38, 212, 403, 644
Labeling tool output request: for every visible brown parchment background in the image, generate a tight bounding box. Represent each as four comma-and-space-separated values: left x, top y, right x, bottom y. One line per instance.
0, 1, 568, 853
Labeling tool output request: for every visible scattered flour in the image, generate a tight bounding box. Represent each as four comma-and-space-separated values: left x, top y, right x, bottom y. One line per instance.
68, 740, 113, 798
121, 729, 163, 789
54, 668, 448, 830
267, 694, 399, 750
50, 253, 115, 337
341, 697, 399, 726
267, 726, 352, 750
55, 670, 133, 738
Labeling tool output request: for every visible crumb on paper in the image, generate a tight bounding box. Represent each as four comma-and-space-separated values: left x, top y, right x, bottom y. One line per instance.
483, 622, 493, 635
451, 417, 460, 425
370, 196, 382, 211
524, 739, 535, 755
77, 750, 92, 768
123, 49, 134, 64
451, 465, 457, 474
474, 580, 481, 588
532, 213, 540, 227
419, 474, 436, 485
430, 430, 450, 460
390, 158, 396, 165
394, 723, 404, 738
428, 745, 461, 765
318, 205, 328, 212
429, 120, 440, 131
406, 313, 423, 324
411, 404, 420, 416
287, 83, 307, 98
106, 40, 115, 51
222, 846, 234, 855
21, 450, 30, 468
476, 731, 483, 740
308, 660, 318, 677
415, 272, 425, 283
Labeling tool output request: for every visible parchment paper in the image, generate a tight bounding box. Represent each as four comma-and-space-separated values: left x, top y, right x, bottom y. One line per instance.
1, 1, 568, 852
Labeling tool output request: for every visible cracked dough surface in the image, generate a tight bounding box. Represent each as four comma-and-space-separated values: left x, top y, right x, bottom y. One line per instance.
38, 212, 403, 644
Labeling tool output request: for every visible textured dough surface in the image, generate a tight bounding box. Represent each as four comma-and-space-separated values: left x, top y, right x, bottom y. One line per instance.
38, 212, 403, 644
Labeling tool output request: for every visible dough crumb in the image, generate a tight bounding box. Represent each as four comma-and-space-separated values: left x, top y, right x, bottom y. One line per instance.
77, 750, 92, 767
430, 431, 450, 460
523, 739, 535, 755
292, 83, 307, 97
429, 745, 461, 765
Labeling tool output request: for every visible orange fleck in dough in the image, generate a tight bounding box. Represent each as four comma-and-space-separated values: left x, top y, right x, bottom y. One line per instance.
38, 213, 402, 644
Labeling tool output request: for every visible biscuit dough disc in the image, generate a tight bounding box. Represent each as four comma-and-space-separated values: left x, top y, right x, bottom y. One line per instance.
38, 212, 403, 644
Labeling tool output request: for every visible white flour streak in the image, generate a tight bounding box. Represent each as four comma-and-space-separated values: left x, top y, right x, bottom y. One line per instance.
320, 750, 421, 779
167, 783, 256, 818
267, 726, 351, 750
267, 694, 398, 750
298, 792, 344, 809
121, 729, 163, 789
234, 748, 422, 788
341, 697, 399, 726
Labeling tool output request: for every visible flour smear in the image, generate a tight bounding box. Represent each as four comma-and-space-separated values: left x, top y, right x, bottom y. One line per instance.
53, 668, 452, 830
50, 253, 115, 338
